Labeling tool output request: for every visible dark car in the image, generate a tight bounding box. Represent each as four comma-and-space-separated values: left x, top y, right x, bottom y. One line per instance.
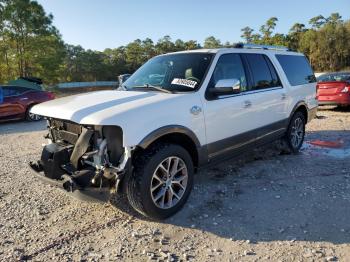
0, 85, 55, 122
316, 72, 350, 106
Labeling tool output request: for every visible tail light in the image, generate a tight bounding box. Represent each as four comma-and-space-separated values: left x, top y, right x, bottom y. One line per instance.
47, 92, 55, 99
342, 81, 350, 93
341, 86, 349, 93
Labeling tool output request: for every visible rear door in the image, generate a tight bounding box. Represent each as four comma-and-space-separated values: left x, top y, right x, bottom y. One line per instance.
0, 86, 26, 119
241, 53, 289, 141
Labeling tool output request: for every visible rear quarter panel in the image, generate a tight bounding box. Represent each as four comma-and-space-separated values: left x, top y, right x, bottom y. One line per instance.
269, 53, 318, 116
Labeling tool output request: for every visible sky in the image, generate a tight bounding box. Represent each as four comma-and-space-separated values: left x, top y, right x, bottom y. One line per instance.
37, 0, 350, 51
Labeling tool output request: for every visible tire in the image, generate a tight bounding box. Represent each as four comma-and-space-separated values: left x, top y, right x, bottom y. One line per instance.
26, 105, 42, 121
126, 143, 194, 219
284, 111, 306, 153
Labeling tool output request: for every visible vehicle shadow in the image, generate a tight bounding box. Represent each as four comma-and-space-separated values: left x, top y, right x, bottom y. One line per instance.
0, 120, 46, 135
111, 130, 350, 244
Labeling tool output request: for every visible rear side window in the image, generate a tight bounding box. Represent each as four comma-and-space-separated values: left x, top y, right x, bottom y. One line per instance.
2, 87, 18, 97
317, 72, 350, 82
11, 86, 30, 95
244, 54, 281, 90
276, 55, 316, 86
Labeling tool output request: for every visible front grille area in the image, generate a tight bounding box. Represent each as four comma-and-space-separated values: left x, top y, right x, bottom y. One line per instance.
49, 119, 83, 145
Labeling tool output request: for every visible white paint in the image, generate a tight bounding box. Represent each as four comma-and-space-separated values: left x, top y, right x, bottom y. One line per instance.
31, 48, 317, 149
31, 90, 206, 147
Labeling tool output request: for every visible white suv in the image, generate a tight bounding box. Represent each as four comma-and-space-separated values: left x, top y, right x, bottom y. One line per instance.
30, 44, 318, 219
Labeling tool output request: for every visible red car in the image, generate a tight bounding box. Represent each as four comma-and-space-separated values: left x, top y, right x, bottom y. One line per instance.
0, 85, 55, 122
316, 72, 350, 106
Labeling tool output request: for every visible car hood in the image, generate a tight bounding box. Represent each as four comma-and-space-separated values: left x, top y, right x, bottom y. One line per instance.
31, 90, 183, 125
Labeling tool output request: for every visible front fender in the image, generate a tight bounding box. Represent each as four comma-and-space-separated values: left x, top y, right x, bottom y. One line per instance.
138, 125, 201, 149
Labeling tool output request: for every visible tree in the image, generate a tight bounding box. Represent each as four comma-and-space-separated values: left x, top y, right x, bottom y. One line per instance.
241, 26, 254, 43
290, 23, 306, 33
155, 35, 175, 54
184, 40, 200, 50
174, 39, 185, 51
241, 14, 350, 72
309, 15, 326, 29
223, 41, 232, 47
326, 13, 343, 25
203, 36, 221, 48
142, 38, 156, 61
0, 0, 65, 84
260, 17, 278, 41
125, 39, 144, 71
1, 2, 350, 85
288, 23, 306, 50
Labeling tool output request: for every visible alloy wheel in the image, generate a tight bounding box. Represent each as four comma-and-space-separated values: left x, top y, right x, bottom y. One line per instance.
290, 117, 304, 148
28, 112, 42, 121
150, 156, 188, 209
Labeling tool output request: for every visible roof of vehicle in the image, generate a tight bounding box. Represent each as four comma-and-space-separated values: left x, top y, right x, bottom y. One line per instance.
164, 47, 303, 56
7, 78, 43, 90
317, 71, 350, 82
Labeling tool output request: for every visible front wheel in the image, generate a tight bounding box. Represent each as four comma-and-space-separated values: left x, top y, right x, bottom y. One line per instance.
26, 105, 42, 121
284, 111, 306, 153
126, 143, 194, 219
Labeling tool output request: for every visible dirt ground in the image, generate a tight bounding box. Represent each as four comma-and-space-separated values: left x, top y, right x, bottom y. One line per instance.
0, 106, 349, 261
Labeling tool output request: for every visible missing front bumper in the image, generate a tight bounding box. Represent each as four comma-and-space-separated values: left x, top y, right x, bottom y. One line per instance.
29, 161, 111, 203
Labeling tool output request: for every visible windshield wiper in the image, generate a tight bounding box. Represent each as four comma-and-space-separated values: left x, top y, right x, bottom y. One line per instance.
131, 84, 173, 94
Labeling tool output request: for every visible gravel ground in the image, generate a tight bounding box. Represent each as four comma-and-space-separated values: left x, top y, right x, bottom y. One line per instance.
0, 107, 349, 261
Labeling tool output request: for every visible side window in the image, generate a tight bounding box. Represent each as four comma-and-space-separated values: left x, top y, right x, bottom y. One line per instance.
265, 57, 281, 87
209, 54, 248, 92
276, 55, 316, 86
11, 86, 28, 95
244, 54, 280, 90
2, 87, 17, 97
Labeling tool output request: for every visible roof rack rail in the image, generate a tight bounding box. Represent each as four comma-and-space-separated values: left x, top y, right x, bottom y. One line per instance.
233, 43, 290, 51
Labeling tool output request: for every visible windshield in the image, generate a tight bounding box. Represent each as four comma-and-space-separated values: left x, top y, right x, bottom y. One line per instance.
123, 53, 213, 92
317, 72, 350, 82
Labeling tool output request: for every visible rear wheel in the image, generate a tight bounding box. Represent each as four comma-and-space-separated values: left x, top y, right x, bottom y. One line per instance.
26, 105, 42, 121
126, 143, 194, 219
284, 111, 306, 153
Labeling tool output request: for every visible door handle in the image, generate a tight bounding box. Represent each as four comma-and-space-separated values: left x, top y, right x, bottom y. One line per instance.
244, 100, 252, 108
281, 94, 287, 100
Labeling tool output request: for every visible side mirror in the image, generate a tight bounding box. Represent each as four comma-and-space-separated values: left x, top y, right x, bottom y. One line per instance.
209, 79, 241, 96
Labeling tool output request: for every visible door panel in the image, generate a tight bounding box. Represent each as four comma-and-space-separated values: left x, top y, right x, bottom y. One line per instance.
203, 53, 289, 158
204, 95, 257, 157
248, 88, 287, 126
203, 53, 258, 157
242, 54, 288, 141
0, 97, 24, 118
0, 87, 26, 119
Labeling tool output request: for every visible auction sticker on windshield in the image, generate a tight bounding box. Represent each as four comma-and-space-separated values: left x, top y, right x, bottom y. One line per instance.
171, 78, 197, 88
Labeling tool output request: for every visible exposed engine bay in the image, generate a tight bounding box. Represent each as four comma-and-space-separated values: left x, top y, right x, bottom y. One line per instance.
29, 118, 132, 201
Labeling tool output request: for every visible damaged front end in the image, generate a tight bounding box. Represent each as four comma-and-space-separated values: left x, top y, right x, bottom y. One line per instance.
29, 118, 132, 202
